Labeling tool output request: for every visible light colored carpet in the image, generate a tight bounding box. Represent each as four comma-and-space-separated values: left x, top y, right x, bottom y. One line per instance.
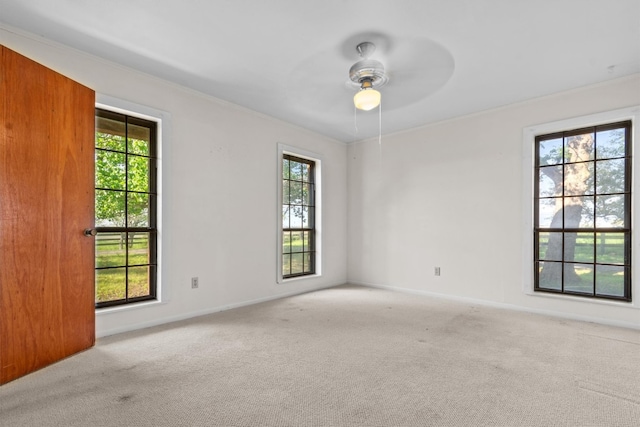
1, 285, 639, 426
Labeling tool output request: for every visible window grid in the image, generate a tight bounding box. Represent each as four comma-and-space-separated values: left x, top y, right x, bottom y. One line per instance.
95, 108, 158, 308
282, 154, 315, 278
534, 121, 631, 301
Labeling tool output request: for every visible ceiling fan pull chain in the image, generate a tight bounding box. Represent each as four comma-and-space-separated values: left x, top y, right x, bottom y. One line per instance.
379, 100, 382, 148
353, 103, 359, 141
378, 100, 383, 170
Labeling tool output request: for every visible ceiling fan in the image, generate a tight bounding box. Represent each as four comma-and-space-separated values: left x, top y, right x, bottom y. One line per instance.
348, 41, 389, 111
287, 33, 455, 122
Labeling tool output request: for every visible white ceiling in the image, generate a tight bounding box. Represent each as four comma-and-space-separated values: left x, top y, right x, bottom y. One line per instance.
1, 0, 639, 142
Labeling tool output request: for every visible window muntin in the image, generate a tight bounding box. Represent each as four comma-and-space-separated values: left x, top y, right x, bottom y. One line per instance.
282, 154, 316, 278
95, 108, 158, 308
534, 121, 631, 301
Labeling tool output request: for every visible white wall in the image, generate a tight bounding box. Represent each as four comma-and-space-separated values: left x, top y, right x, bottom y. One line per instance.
0, 26, 348, 337
348, 75, 640, 329
3, 24, 639, 335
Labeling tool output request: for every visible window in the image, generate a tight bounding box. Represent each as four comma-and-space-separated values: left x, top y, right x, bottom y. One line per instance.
534, 121, 631, 301
282, 154, 316, 279
94, 108, 158, 308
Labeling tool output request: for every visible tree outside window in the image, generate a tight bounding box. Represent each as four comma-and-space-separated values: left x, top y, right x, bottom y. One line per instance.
95, 109, 158, 307
282, 154, 315, 278
535, 121, 631, 300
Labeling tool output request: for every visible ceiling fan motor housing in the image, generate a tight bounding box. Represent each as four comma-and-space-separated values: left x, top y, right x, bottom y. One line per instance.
349, 58, 389, 88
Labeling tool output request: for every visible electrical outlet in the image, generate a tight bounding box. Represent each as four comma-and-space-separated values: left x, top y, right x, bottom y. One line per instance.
434, 267, 441, 276
191, 277, 199, 289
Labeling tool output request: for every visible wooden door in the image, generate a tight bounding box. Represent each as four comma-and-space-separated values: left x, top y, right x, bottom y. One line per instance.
0, 45, 96, 384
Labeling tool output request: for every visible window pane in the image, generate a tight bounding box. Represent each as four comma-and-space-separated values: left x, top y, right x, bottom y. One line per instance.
538, 232, 561, 261
95, 115, 126, 151
282, 254, 291, 276
596, 159, 626, 194
282, 231, 291, 254
564, 197, 593, 228
304, 252, 313, 273
128, 193, 150, 227
96, 268, 126, 303
564, 264, 593, 294
290, 161, 302, 181
566, 232, 594, 263
95, 132, 126, 152
595, 265, 625, 297
283, 158, 290, 179
129, 233, 151, 265
302, 183, 313, 205
291, 253, 304, 275
539, 166, 561, 197
128, 155, 150, 192
583, 162, 595, 195
289, 206, 303, 228
538, 261, 561, 290
282, 181, 290, 204
301, 162, 310, 182
290, 231, 303, 253
595, 195, 625, 228
302, 206, 313, 228
596, 128, 625, 159
538, 198, 559, 228
96, 150, 126, 190
564, 162, 593, 196
127, 125, 150, 155
538, 137, 563, 166
595, 232, 625, 264
95, 190, 125, 227
128, 266, 151, 298
564, 133, 594, 163
290, 181, 302, 204
96, 232, 126, 267
282, 206, 290, 228
302, 231, 311, 253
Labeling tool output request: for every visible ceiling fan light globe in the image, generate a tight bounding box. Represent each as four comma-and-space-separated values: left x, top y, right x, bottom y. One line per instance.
354, 89, 381, 111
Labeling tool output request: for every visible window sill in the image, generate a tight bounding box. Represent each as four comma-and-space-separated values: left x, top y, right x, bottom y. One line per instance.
278, 273, 322, 284
96, 299, 164, 315
525, 289, 637, 309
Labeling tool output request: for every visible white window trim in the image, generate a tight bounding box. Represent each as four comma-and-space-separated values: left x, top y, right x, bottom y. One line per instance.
522, 105, 640, 308
95, 94, 172, 312
277, 143, 322, 283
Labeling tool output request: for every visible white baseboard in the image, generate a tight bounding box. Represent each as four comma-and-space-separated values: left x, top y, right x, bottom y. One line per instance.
96, 282, 342, 338
350, 280, 640, 331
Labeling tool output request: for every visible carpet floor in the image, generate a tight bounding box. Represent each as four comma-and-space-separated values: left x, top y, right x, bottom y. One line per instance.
1, 285, 639, 426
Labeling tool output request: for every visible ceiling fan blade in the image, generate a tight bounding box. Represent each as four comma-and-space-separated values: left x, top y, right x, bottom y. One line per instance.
286, 47, 359, 117
379, 37, 455, 109
286, 35, 455, 118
